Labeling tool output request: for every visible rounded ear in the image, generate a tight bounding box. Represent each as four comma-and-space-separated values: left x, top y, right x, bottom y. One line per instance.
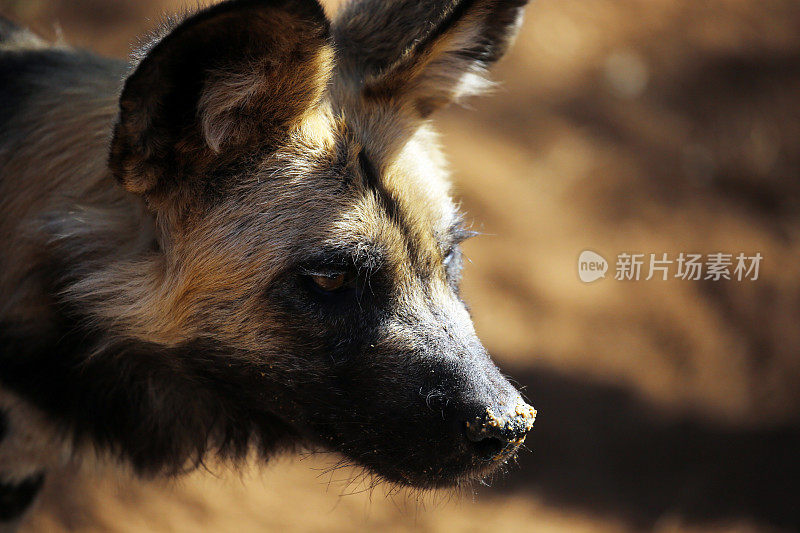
333, 0, 528, 117
109, 0, 332, 201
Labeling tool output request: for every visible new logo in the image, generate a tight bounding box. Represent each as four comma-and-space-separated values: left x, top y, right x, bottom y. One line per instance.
578, 250, 608, 283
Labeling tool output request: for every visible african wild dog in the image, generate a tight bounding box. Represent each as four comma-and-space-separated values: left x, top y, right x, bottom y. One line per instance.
0, 0, 535, 524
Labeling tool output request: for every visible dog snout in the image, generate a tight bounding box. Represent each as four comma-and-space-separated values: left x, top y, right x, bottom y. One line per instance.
461, 400, 536, 461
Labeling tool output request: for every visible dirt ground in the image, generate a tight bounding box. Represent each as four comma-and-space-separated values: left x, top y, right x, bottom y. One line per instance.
2, 0, 799, 531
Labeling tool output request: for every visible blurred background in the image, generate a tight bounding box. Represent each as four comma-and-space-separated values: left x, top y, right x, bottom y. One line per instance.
2, 0, 800, 531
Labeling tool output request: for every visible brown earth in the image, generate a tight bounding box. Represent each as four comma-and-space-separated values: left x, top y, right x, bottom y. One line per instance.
2, 0, 799, 531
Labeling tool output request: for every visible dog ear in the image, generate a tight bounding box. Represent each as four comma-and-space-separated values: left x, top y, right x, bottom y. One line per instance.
109, 0, 332, 203
332, 0, 528, 117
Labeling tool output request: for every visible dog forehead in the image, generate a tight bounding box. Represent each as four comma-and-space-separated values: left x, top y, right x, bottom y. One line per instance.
327, 80, 455, 225
329, 126, 456, 249
199, 105, 456, 261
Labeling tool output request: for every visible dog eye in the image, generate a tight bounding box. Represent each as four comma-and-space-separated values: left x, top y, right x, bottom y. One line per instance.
443, 249, 456, 267
310, 272, 345, 291
306, 269, 357, 293
443, 245, 462, 268
442, 246, 464, 291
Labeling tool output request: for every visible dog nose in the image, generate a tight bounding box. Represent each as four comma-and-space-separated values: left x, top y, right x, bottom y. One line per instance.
463, 402, 537, 461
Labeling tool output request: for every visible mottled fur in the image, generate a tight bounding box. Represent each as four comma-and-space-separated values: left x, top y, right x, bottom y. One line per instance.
0, 0, 533, 524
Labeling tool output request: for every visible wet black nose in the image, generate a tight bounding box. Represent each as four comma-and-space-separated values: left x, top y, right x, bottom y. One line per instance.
463, 402, 537, 461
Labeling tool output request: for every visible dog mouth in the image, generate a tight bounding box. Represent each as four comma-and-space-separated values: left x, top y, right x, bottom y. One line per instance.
343, 432, 528, 489
390, 447, 525, 489
302, 401, 536, 489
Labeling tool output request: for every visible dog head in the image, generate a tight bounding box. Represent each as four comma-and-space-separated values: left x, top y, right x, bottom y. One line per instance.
105, 0, 534, 487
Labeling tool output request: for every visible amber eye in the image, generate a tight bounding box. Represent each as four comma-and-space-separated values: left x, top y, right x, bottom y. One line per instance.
310, 272, 347, 292
302, 265, 358, 297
